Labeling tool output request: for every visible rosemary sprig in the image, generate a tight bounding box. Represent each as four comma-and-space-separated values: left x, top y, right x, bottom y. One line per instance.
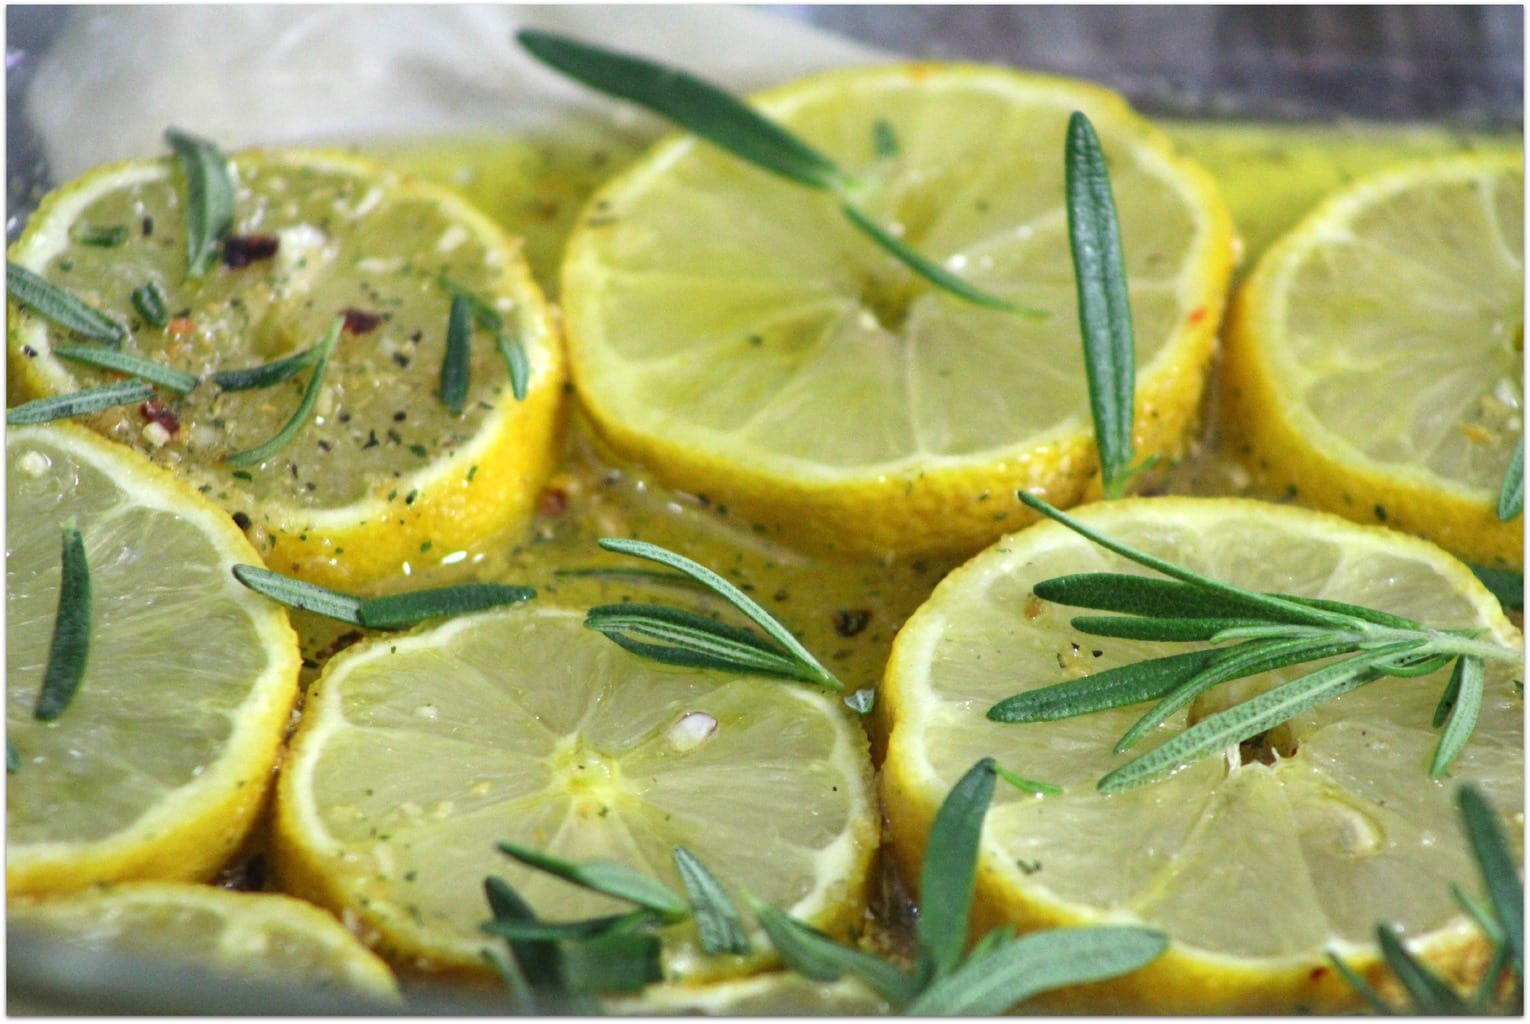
53, 343, 199, 393
1498, 431, 1524, 522
515, 29, 1041, 317
990, 493, 1522, 793
165, 127, 236, 277
1328, 784, 1523, 1014
6, 379, 155, 425
480, 759, 1161, 1013
130, 281, 170, 329
34, 525, 92, 721
439, 294, 473, 414
224, 317, 342, 467
438, 276, 530, 401
584, 537, 842, 692
1065, 111, 1141, 499
231, 564, 534, 630
6, 262, 127, 346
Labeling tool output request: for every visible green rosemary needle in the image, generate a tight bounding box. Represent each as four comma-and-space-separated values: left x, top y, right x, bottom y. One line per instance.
224, 317, 342, 467
53, 342, 199, 393
438, 276, 530, 401
231, 563, 534, 630
6, 379, 155, 425
130, 281, 170, 329
35, 525, 92, 721
440, 294, 473, 414
165, 127, 236, 277
991, 493, 1522, 793
6, 262, 127, 346
515, 29, 1040, 317
1498, 431, 1524, 522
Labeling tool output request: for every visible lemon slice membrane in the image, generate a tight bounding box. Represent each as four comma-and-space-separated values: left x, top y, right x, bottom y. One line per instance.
7, 148, 565, 590
562, 63, 1235, 560
879, 496, 1523, 1013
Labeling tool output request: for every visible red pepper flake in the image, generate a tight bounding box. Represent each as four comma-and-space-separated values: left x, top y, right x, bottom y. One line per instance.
222, 233, 280, 269
167, 317, 197, 337
831, 609, 872, 638
139, 399, 181, 436
342, 308, 382, 335
1188, 305, 1208, 325
537, 486, 570, 517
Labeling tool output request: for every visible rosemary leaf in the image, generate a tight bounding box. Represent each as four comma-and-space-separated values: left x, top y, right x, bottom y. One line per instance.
482, 876, 567, 1004
1113, 634, 1359, 754
1098, 646, 1413, 793
586, 603, 810, 681
496, 842, 689, 920
556, 929, 664, 994
232, 564, 364, 625
165, 127, 236, 277
673, 846, 750, 956
440, 294, 472, 414
481, 910, 655, 942
1069, 613, 1275, 642
6, 262, 127, 346
35, 525, 92, 721
748, 899, 917, 1006
438, 276, 530, 400
212, 341, 325, 392
1065, 111, 1136, 498
905, 926, 1167, 1016
1498, 432, 1524, 522
987, 647, 1221, 723
53, 343, 199, 393
1430, 657, 1484, 778
993, 763, 1063, 796
840, 204, 1043, 317
71, 223, 129, 247
224, 317, 342, 467
1469, 564, 1524, 613
6, 379, 155, 426
1035, 571, 1344, 629
1376, 924, 1468, 1014
596, 538, 841, 690
918, 758, 993, 976
1458, 784, 1523, 970
1325, 952, 1398, 1015
358, 583, 535, 630
130, 282, 170, 329
516, 29, 849, 193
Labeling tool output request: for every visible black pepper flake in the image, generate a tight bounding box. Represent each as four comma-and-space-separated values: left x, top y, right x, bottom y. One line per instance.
342, 308, 382, 335
222, 233, 281, 268
362, 430, 380, 449
832, 609, 872, 638
232, 511, 252, 530
141, 216, 155, 237
317, 439, 332, 453
392, 352, 411, 369
392, 410, 407, 422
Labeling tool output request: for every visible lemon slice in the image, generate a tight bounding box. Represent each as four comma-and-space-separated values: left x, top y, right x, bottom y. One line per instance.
878, 496, 1523, 1013
8, 881, 400, 1003
560, 62, 1235, 561
605, 970, 891, 1015
1223, 154, 1524, 570
6, 423, 301, 895
271, 604, 878, 982
7, 145, 565, 590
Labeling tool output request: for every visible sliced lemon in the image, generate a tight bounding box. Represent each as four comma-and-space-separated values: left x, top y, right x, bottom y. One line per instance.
560, 62, 1235, 561
271, 604, 878, 983
879, 496, 1523, 1013
8, 881, 400, 1003
7, 145, 565, 590
1223, 154, 1524, 570
6, 423, 301, 895
605, 970, 891, 1016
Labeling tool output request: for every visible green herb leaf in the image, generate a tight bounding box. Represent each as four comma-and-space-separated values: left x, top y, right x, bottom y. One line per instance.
165, 128, 236, 277
231, 563, 533, 630
1067, 613, 1274, 643
481, 909, 656, 942
35, 525, 92, 721
516, 29, 848, 193
1469, 564, 1524, 613
6, 261, 127, 346
231, 564, 364, 625
1065, 111, 1137, 498
556, 928, 664, 994
53, 343, 199, 393
872, 119, 899, 158
748, 899, 917, 1006
496, 842, 689, 920
988, 647, 1221, 723
1035, 572, 1339, 628
212, 339, 326, 392
440, 294, 472, 414
918, 757, 994, 976
1458, 784, 1523, 971
130, 281, 170, 329
840, 203, 1044, 317
595, 538, 841, 690
1429, 656, 1483, 778
993, 762, 1062, 796
1498, 431, 1524, 521
6, 379, 155, 425
585, 603, 815, 682
1325, 951, 1399, 1015
438, 276, 529, 400
1375, 924, 1468, 1014
673, 846, 750, 956
224, 317, 342, 467
70, 223, 129, 247
905, 925, 1167, 1015
482, 876, 567, 1004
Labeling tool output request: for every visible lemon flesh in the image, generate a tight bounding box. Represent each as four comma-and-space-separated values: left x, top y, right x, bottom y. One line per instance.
562, 63, 1234, 560
1224, 155, 1524, 569
273, 605, 878, 981
7, 149, 565, 589
6, 423, 301, 894
879, 496, 1522, 1013
9, 882, 400, 1002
